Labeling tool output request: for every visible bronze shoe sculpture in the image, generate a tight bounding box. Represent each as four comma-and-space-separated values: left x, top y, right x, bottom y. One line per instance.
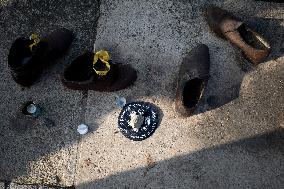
175, 44, 210, 117
206, 6, 271, 64
8, 28, 73, 86
62, 50, 137, 91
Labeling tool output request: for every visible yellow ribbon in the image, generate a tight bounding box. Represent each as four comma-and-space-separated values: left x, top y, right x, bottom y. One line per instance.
29, 34, 40, 52
93, 50, 111, 76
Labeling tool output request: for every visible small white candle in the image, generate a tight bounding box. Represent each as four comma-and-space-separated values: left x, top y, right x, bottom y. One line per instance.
26, 104, 37, 114
77, 124, 88, 135
115, 94, 126, 108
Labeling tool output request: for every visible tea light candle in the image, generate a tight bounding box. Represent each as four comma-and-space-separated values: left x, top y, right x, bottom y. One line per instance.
26, 103, 37, 114
77, 124, 88, 135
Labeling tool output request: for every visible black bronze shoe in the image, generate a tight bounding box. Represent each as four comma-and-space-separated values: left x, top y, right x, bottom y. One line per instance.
8, 28, 73, 86
175, 44, 210, 117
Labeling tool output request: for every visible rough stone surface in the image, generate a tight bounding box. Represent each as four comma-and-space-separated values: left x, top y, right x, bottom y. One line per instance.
0, 182, 71, 189
0, 182, 5, 189
8, 183, 37, 189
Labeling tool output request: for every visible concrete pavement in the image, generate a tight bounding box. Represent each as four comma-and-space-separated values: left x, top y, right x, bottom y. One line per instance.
0, 0, 283, 188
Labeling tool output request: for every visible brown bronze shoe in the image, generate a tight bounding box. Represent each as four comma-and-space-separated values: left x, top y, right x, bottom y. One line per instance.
8, 28, 73, 86
206, 6, 271, 64
62, 52, 137, 91
175, 44, 210, 117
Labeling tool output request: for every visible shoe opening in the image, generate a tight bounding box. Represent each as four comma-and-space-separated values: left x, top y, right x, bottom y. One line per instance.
8, 38, 33, 69
93, 59, 108, 71
238, 24, 270, 50
183, 78, 205, 109
64, 54, 93, 82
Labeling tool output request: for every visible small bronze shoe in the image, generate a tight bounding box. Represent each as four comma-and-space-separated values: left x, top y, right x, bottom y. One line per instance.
8, 28, 73, 86
62, 51, 137, 91
206, 6, 271, 64
175, 44, 210, 117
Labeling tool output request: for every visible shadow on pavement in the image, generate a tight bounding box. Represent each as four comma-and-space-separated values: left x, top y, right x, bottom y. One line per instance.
77, 128, 284, 188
